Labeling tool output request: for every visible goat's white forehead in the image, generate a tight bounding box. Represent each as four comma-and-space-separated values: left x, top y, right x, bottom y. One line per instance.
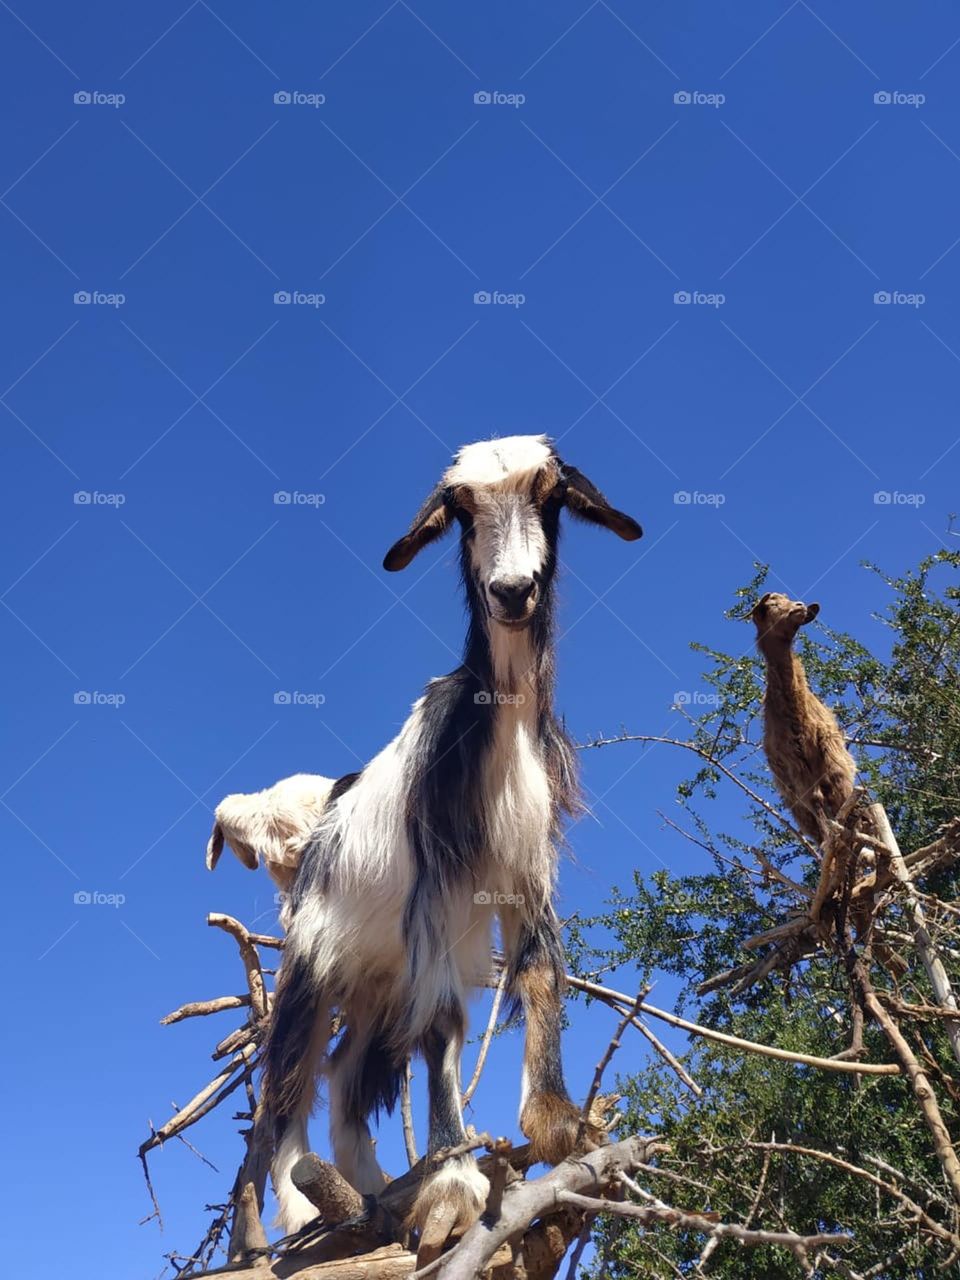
444, 435, 554, 490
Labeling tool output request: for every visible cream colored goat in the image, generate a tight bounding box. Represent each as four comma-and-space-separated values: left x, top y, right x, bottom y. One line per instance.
206, 773, 335, 919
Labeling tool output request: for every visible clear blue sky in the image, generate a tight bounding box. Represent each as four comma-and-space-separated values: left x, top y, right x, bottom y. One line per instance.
3, 2, 959, 1273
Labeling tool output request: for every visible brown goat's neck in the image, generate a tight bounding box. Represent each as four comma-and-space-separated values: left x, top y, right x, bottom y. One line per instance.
759, 637, 809, 712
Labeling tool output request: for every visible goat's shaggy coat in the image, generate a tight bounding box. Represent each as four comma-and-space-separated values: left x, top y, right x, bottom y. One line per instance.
753, 593, 857, 843
260, 435, 642, 1233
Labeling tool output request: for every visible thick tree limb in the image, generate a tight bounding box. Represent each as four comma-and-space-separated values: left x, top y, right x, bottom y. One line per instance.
193, 1243, 418, 1279
422, 1136, 658, 1278
852, 955, 960, 1209
868, 803, 960, 1069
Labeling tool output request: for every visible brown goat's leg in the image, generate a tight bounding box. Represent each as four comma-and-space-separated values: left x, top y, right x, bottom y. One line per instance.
502, 907, 606, 1163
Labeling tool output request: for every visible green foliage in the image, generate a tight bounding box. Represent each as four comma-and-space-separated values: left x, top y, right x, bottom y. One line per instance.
576, 551, 960, 1278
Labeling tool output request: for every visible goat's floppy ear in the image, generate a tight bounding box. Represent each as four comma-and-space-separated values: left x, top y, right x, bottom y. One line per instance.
383, 484, 453, 571
561, 465, 643, 541
803, 602, 821, 624
206, 820, 225, 871
206, 818, 259, 871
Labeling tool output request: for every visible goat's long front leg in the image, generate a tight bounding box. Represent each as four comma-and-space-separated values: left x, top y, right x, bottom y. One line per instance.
502, 908, 606, 1163
407, 1005, 488, 1235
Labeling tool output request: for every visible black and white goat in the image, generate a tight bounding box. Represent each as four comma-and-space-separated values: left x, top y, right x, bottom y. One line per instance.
261, 435, 642, 1234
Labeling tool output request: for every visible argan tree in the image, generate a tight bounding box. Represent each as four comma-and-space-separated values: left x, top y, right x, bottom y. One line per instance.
572, 549, 960, 1278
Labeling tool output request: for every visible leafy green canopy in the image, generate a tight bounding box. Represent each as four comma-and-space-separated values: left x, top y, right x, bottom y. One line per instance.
571, 551, 960, 1278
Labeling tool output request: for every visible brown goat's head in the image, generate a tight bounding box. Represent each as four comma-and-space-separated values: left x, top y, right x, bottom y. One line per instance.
752, 591, 820, 645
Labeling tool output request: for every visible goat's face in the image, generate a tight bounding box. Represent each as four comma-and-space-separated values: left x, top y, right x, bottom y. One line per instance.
382, 436, 642, 631
752, 591, 820, 643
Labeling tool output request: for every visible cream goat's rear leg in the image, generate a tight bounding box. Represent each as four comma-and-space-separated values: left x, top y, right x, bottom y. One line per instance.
327, 1027, 391, 1196
270, 1087, 318, 1233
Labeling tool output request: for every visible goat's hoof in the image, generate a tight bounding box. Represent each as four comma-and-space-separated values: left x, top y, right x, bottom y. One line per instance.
407, 1159, 488, 1266
521, 1092, 608, 1165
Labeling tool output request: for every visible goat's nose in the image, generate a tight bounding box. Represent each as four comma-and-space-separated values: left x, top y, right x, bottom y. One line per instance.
489, 576, 536, 607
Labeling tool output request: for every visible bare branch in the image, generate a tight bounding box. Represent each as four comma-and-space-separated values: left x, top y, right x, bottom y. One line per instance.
557, 1189, 848, 1258
582, 987, 648, 1123
462, 965, 507, 1107
566, 975, 899, 1076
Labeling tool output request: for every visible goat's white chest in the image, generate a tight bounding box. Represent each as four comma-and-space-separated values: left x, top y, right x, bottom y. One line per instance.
482, 706, 552, 870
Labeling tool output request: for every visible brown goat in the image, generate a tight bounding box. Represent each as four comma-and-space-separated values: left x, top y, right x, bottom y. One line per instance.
752, 592, 857, 844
